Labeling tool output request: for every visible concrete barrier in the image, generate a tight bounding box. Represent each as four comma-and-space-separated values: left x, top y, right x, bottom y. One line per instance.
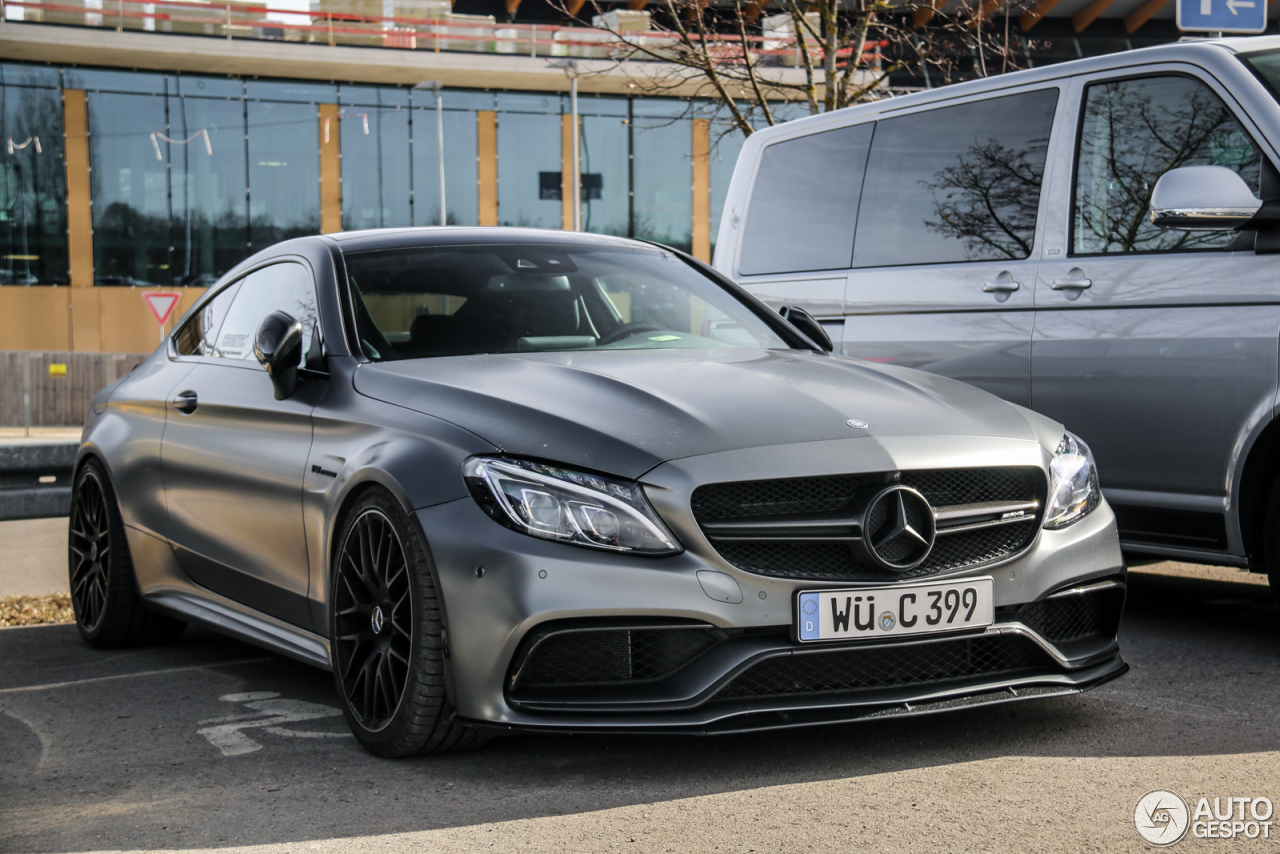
0, 441, 77, 521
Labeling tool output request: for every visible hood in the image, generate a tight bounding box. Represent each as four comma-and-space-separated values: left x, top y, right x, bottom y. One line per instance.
353, 349, 1043, 479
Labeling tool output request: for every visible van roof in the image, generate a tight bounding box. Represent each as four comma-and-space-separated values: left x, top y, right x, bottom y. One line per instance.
750, 35, 1280, 142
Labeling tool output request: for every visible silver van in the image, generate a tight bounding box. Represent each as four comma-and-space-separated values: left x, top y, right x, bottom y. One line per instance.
714, 37, 1280, 594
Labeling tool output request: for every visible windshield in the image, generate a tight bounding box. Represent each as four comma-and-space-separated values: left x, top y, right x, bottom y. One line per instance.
1242, 49, 1280, 101
343, 243, 791, 361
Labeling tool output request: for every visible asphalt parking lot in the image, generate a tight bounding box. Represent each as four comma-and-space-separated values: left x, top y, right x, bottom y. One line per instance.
2, 563, 1278, 854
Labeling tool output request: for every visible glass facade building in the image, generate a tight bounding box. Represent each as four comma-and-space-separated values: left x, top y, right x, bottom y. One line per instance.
0, 62, 755, 290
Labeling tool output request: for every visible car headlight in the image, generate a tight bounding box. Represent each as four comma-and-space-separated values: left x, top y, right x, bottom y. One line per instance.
463, 457, 681, 555
1043, 432, 1102, 530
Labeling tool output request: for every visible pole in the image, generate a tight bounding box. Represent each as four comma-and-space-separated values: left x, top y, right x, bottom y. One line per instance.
570, 74, 580, 232
436, 88, 446, 226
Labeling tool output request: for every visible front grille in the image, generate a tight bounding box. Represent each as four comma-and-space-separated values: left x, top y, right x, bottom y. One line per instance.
691, 474, 878, 520
692, 467, 1043, 583
514, 627, 723, 689
900, 468, 1036, 507
716, 635, 1049, 701
1015, 584, 1125, 644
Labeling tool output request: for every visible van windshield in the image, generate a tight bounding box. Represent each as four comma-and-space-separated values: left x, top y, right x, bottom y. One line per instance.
343, 243, 791, 361
1241, 49, 1280, 101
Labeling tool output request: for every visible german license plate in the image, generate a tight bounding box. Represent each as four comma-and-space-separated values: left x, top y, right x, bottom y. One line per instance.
796, 578, 994, 642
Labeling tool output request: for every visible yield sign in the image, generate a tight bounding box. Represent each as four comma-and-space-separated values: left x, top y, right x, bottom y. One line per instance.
142, 291, 182, 325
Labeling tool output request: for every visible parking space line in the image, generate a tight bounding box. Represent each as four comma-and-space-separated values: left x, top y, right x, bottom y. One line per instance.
0, 657, 273, 695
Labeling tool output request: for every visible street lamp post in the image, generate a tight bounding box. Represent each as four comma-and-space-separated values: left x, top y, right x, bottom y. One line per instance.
415, 80, 447, 226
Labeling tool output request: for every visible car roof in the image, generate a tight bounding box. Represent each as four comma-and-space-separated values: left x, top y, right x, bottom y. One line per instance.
325, 226, 659, 254
746, 36, 1280, 144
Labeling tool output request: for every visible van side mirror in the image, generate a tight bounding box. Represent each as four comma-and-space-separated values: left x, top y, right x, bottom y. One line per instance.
254, 310, 303, 400
778, 305, 833, 352
1149, 165, 1262, 231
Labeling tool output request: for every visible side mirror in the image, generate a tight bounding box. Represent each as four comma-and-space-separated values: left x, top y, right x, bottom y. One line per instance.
1149, 165, 1262, 231
254, 310, 303, 400
778, 305, 833, 352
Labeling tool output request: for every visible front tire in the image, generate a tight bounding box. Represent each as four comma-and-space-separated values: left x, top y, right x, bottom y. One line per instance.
69, 459, 186, 647
330, 488, 489, 757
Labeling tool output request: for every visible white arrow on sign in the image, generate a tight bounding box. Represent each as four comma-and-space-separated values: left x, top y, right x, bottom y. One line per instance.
1226, 0, 1255, 13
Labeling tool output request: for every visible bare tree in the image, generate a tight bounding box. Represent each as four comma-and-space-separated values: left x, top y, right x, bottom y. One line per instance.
550, 0, 1030, 137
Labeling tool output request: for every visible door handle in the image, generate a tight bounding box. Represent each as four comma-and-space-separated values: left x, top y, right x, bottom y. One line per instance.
173, 390, 198, 414
1049, 269, 1093, 291
982, 280, 1021, 293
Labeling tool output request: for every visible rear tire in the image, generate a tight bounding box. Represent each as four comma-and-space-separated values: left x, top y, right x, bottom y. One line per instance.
330, 488, 490, 757
69, 459, 186, 648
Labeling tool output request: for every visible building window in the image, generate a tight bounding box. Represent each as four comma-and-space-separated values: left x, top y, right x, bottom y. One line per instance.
168, 89, 249, 286
88, 91, 172, 286
631, 101, 693, 252
0, 82, 68, 285
247, 100, 321, 248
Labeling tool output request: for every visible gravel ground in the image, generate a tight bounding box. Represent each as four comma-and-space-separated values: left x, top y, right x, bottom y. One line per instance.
0, 594, 73, 627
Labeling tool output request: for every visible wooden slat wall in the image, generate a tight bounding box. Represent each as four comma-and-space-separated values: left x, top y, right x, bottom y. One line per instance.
478, 110, 499, 226
561, 113, 575, 232
319, 103, 343, 234
691, 118, 712, 263
0, 287, 206, 354
63, 90, 94, 290
0, 351, 147, 427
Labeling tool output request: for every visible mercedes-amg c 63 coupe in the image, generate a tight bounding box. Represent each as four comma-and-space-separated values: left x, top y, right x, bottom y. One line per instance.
69, 228, 1127, 756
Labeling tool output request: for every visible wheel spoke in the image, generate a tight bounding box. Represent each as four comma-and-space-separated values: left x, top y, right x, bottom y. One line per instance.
360, 654, 378, 721
378, 654, 398, 716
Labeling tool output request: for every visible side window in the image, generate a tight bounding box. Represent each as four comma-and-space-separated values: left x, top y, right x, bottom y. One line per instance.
173, 281, 240, 357
212, 262, 319, 363
738, 123, 874, 276
853, 88, 1059, 267
1073, 75, 1262, 255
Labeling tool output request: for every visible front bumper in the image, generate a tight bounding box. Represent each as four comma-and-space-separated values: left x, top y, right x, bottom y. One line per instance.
417, 443, 1127, 735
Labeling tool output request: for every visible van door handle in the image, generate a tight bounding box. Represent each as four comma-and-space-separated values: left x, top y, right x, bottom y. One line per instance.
1050, 269, 1093, 290
982, 280, 1021, 293
173, 390, 198, 414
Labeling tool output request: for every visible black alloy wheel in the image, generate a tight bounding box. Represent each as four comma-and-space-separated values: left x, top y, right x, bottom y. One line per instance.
69, 468, 111, 633
68, 459, 186, 647
330, 489, 489, 756
333, 508, 413, 731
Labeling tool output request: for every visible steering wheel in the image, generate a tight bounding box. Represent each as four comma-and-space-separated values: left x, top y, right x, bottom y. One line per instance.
597, 321, 668, 347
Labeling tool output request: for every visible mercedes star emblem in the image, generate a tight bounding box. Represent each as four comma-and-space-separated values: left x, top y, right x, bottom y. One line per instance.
861, 485, 936, 571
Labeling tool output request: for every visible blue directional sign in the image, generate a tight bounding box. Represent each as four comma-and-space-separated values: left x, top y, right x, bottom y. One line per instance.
1178, 0, 1267, 34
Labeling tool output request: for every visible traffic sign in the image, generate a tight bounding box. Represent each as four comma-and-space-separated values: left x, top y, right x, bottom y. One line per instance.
142, 291, 181, 325
1178, 0, 1267, 33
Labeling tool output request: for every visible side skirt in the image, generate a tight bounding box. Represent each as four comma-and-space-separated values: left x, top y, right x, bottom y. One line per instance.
147, 590, 332, 671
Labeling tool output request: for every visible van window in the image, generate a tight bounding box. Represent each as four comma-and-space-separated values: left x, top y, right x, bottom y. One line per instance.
853, 89, 1058, 267
1072, 75, 1262, 255
738, 123, 874, 276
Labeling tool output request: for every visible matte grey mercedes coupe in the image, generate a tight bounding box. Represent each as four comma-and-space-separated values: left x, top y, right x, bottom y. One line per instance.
70, 228, 1127, 756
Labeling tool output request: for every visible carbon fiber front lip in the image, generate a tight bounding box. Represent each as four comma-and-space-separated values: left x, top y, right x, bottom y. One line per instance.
505, 618, 1120, 714
464, 652, 1128, 735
